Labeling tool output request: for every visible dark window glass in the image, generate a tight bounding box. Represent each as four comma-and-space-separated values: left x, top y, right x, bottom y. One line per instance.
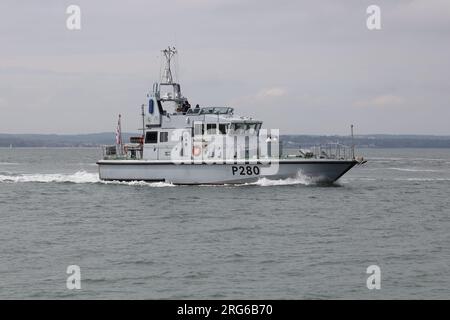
219, 124, 227, 134
149, 99, 154, 114
160, 132, 168, 142
206, 123, 217, 134
145, 131, 158, 144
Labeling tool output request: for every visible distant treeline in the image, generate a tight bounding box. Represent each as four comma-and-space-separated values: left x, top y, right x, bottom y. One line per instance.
1, 133, 450, 148
282, 134, 450, 148
0, 133, 134, 148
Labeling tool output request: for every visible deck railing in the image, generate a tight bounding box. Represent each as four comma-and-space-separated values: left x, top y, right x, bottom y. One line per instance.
102, 141, 355, 161
282, 143, 354, 160
102, 144, 143, 160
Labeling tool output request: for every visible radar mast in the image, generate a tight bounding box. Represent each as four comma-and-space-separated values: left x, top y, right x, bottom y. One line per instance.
161, 46, 177, 84
153, 46, 185, 105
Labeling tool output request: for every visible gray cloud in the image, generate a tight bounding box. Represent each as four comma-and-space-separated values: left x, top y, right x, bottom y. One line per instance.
1, 0, 449, 134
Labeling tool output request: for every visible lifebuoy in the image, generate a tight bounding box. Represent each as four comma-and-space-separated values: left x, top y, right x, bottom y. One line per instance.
193, 146, 201, 156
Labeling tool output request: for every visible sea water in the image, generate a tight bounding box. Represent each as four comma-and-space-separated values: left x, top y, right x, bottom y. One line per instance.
0, 148, 449, 299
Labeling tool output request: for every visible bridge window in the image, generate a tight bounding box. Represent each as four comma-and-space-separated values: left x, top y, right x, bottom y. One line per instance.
206, 123, 217, 134
160, 132, 168, 142
247, 123, 257, 134
229, 123, 246, 134
229, 123, 260, 135
219, 124, 227, 134
148, 99, 154, 114
194, 123, 203, 135
145, 131, 158, 144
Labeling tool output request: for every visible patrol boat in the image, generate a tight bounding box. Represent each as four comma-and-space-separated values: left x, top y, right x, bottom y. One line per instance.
97, 47, 362, 184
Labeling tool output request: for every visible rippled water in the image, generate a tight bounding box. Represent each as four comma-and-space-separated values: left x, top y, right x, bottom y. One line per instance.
0, 148, 449, 299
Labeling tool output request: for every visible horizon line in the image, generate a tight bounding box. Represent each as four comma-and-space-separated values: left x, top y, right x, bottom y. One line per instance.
2, 132, 450, 137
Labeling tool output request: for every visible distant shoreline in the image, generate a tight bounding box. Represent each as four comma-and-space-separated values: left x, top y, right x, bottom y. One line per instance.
2, 146, 450, 149
2, 132, 450, 148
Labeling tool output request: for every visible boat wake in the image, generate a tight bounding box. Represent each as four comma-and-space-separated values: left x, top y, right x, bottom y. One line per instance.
0, 170, 329, 187
0, 162, 19, 165
0, 171, 175, 187
100, 180, 175, 187
251, 177, 311, 187
245, 172, 322, 187
0, 171, 99, 184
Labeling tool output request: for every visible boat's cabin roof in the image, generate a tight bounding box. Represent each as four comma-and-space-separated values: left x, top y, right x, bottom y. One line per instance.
157, 101, 262, 128
146, 75, 263, 136
188, 107, 234, 115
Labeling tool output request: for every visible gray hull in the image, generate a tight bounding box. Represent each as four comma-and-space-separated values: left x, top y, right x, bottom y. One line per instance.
97, 159, 357, 184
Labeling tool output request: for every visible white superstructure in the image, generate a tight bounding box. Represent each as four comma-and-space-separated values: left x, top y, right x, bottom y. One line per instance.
97, 47, 363, 184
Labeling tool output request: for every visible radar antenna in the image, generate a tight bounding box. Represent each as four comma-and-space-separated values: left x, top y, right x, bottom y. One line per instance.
161, 46, 177, 84
152, 46, 185, 105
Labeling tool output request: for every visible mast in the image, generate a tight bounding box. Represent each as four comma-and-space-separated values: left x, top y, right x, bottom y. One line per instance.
161, 46, 177, 84
351, 124, 355, 160
141, 104, 145, 138
116, 114, 123, 155
155, 46, 185, 104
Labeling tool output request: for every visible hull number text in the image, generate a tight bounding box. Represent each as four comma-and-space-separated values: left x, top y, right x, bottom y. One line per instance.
231, 166, 260, 176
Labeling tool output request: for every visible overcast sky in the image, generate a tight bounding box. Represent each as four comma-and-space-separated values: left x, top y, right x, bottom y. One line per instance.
1, 0, 449, 135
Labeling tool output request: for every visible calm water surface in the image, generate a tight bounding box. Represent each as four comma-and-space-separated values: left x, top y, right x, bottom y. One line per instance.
0, 148, 449, 299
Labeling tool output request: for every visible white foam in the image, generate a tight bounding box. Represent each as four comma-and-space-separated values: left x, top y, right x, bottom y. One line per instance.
0, 171, 99, 183
0, 171, 175, 187
0, 162, 19, 165
100, 180, 175, 187
248, 172, 317, 187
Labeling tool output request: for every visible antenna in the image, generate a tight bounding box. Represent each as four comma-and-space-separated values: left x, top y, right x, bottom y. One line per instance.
351, 124, 355, 160
141, 104, 145, 139
161, 46, 177, 84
